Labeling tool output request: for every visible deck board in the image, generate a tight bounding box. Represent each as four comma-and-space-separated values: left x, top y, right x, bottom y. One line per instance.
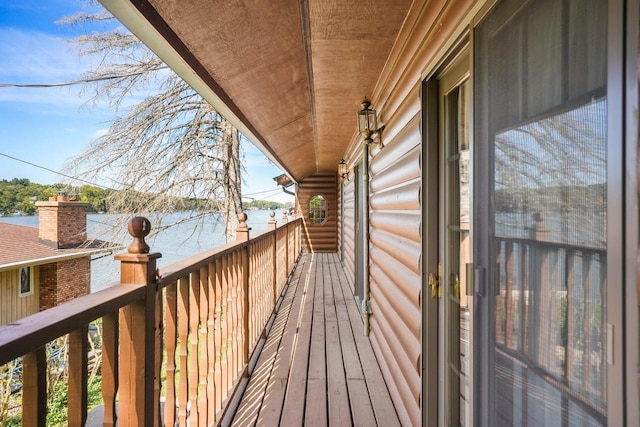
230, 253, 399, 426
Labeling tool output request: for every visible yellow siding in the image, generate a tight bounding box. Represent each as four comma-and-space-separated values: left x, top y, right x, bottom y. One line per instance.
0, 266, 39, 326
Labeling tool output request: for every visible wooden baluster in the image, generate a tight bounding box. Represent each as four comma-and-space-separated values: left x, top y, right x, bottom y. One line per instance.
207, 262, 217, 423
177, 276, 189, 426
236, 213, 250, 367
199, 266, 209, 427
102, 313, 118, 427
270, 213, 278, 307
283, 212, 290, 272
22, 347, 46, 427
220, 255, 229, 402
248, 242, 254, 347
153, 282, 163, 427
68, 326, 88, 426
189, 270, 200, 426
115, 217, 161, 427
164, 283, 178, 426
232, 250, 241, 376
214, 258, 224, 415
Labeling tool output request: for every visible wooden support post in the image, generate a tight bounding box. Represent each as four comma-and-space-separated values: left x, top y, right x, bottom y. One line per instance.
115, 217, 162, 427
236, 213, 250, 365
101, 313, 118, 427
22, 346, 46, 427
68, 326, 88, 426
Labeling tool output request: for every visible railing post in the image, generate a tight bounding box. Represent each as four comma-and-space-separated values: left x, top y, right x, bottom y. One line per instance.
115, 217, 162, 427
236, 213, 250, 364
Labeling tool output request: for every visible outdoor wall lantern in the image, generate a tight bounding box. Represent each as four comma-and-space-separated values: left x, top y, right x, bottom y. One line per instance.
338, 158, 348, 180
358, 97, 384, 148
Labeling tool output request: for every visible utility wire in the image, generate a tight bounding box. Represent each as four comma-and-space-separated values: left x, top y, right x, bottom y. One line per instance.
1, 151, 287, 203
244, 187, 290, 197
0, 67, 169, 89
0, 151, 114, 190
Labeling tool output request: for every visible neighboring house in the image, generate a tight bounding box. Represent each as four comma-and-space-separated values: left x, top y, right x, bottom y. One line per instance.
0, 200, 110, 326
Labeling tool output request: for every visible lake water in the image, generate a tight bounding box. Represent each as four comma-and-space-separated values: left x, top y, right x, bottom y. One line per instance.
0, 210, 280, 292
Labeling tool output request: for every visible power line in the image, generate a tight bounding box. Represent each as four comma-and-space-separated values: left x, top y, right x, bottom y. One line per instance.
244, 187, 290, 197
0, 151, 114, 190
0, 67, 169, 89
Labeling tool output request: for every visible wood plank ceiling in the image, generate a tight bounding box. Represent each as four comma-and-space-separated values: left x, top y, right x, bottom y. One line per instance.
108, 0, 411, 182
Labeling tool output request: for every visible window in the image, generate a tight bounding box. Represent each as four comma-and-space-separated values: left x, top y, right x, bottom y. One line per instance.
309, 195, 327, 224
20, 266, 33, 296
475, 0, 608, 424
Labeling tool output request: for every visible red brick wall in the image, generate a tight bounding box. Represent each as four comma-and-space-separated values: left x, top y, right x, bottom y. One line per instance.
36, 202, 89, 248
39, 257, 90, 311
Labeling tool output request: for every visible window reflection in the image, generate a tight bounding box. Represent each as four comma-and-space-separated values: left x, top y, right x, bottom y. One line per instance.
309, 195, 327, 225
494, 98, 607, 248
492, 97, 608, 425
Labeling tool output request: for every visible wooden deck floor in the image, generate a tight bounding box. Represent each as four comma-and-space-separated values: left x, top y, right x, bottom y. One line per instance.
230, 253, 400, 427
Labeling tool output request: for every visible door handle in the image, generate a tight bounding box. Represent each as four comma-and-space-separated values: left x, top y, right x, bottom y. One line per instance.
451, 273, 460, 299
428, 263, 442, 298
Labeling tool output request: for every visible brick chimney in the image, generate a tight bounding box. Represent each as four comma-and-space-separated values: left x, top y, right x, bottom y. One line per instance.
35, 201, 90, 248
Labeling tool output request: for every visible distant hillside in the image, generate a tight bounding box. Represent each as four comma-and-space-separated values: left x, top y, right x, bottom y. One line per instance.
0, 178, 292, 216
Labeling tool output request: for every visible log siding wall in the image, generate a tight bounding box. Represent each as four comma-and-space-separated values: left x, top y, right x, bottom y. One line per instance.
298, 174, 338, 253
339, 0, 476, 424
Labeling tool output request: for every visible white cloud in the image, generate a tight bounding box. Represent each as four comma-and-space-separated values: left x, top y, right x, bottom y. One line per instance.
92, 128, 108, 138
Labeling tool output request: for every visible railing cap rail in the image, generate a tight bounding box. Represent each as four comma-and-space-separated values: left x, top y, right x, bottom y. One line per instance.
0, 284, 145, 366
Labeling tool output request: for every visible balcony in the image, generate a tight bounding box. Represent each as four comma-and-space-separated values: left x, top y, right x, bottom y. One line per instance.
0, 212, 397, 426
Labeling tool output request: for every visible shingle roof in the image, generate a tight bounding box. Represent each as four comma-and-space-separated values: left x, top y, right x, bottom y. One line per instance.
0, 222, 114, 268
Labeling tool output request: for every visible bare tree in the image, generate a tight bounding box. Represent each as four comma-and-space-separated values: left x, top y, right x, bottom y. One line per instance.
59, 1, 243, 242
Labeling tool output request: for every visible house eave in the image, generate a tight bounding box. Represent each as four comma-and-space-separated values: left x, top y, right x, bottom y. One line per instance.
0, 246, 122, 273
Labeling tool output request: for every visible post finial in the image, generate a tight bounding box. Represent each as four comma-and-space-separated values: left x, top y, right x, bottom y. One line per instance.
236, 212, 250, 241
268, 211, 277, 230
238, 212, 248, 229
127, 217, 151, 254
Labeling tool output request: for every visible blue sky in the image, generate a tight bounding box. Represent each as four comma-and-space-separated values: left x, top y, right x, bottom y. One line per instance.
0, 0, 293, 203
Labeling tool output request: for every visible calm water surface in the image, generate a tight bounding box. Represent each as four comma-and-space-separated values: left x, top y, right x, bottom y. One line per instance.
1, 210, 280, 292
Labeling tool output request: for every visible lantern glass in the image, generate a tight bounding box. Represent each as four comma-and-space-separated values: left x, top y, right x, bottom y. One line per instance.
338, 159, 347, 177
358, 98, 377, 135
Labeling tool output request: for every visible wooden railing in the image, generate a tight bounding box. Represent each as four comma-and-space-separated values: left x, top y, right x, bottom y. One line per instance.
0, 212, 302, 426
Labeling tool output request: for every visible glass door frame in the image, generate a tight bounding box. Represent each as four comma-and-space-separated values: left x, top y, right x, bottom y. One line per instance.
422, 42, 473, 427
471, 0, 629, 424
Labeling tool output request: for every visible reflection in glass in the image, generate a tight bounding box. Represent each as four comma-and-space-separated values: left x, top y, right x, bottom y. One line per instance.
493, 99, 607, 425
495, 99, 607, 247
475, 0, 608, 424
